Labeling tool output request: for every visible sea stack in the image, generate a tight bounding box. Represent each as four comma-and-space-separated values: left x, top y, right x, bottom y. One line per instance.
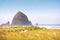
11, 11, 32, 26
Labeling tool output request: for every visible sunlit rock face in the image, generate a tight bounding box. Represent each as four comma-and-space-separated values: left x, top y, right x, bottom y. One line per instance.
11, 11, 32, 26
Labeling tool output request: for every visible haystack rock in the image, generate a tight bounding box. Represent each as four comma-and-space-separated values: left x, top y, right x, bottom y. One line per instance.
11, 11, 32, 26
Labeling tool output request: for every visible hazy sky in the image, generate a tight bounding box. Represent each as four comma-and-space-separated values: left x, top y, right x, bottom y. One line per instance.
0, 0, 60, 25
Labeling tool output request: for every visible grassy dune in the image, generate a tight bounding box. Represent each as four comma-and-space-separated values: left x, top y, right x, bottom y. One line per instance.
0, 26, 60, 40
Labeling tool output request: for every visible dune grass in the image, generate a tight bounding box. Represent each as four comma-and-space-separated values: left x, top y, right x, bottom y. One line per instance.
0, 26, 60, 40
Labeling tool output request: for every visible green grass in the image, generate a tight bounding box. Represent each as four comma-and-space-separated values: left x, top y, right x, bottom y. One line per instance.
0, 26, 60, 40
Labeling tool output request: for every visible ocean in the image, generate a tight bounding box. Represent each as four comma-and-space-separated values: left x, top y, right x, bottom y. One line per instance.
36, 24, 60, 29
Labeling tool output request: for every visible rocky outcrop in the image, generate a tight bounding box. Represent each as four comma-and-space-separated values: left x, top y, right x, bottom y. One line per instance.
11, 11, 32, 26
0, 21, 10, 26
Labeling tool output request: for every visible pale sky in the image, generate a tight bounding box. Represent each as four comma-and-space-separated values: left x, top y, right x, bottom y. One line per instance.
0, 0, 60, 25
